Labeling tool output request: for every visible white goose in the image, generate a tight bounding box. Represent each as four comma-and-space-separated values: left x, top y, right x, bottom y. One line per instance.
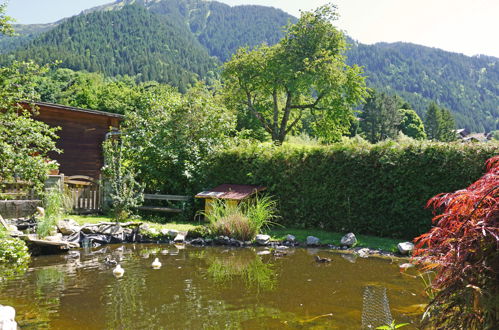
152, 258, 162, 269
113, 264, 125, 278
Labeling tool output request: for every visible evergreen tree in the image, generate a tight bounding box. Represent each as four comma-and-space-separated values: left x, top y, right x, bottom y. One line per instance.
424, 102, 456, 141
360, 91, 401, 143
399, 108, 426, 140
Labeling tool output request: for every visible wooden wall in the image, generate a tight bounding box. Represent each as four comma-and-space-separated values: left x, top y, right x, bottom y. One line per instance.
34, 104, 121, 179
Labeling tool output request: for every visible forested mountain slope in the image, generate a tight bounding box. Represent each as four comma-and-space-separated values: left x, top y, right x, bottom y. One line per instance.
0, 4, 217, 91
0, 0, 497, 131
347, 41, 499, 131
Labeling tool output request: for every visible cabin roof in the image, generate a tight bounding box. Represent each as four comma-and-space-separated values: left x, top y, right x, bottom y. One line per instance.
29, 101, 125, 119
195, 184, 267, 200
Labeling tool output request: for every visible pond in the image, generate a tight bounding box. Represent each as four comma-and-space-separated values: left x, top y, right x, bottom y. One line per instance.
0, 244, 426, 329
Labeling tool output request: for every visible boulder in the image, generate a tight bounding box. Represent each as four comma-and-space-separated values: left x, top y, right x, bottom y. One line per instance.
285, 234, 296, 243
306, 236, 320, 246
397, 242, 414, 255
174, 233, 186, 243
160, 228, 170, 237
340, 233, 357, 247
0, 305, 17, 330
356, 248, 370, 258
255, 234, 270, 245
190, 238, 205, 245
45, 233, 64, 242
57, 219, 81, 235
167, 229, 179, 238
35, 206, 45, 218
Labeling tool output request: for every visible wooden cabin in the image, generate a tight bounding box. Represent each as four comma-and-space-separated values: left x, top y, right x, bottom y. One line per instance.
195, 184, 267, 213
24, 101, 124, 179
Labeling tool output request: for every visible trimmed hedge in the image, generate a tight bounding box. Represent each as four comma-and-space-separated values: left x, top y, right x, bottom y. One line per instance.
199, 140, 498, 238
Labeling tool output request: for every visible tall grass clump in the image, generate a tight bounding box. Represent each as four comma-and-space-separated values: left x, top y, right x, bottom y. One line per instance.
37, 188, 65, 237
202, 195, 277, 241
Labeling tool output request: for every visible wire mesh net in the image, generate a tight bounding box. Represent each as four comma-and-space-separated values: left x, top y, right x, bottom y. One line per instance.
361, 285, 393, 329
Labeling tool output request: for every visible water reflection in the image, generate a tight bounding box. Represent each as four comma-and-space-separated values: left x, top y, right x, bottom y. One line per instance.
0, 245, 427, 329
205, 248, 276, 291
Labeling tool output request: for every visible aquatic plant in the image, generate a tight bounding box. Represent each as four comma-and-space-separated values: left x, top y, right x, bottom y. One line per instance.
413, 155, 498, 329
375, 320, 409, 329
0, 229, 30, 281
202, 195, 277, 241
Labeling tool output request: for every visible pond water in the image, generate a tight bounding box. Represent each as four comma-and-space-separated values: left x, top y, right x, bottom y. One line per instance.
0, 244, 426, 329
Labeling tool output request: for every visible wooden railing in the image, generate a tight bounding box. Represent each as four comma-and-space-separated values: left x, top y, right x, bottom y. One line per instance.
0, 181, 36, 200
64, 175, 102, 213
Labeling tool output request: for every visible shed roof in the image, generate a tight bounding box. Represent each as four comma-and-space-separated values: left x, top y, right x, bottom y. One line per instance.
28, 101, 125, 119
195, 184, 266, 201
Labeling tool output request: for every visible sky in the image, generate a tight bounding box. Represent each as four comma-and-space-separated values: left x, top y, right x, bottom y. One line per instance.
4, 0, 499, 58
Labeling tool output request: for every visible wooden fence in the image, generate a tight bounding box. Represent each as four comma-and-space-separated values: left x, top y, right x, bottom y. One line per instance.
0, 181, 35, 200
64, 175, 102, 213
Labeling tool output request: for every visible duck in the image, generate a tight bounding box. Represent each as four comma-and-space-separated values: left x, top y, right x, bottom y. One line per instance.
152, 258, 162, 269
113, 264, 125, 277
104, 256, 118, 266
315, 256, 332, 263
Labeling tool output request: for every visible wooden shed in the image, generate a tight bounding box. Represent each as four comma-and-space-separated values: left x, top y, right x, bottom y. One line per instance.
25, 102, 124, 179
195, 184, 267, 213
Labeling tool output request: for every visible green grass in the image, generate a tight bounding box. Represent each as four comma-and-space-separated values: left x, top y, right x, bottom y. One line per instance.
67, 214, 200, 232
266, 227, 402, 252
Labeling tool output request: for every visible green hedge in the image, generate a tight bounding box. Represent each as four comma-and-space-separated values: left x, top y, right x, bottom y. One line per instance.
198, 140, 498, 238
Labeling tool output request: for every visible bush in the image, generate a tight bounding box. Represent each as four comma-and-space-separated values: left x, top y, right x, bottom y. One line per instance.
203, 196, 277, 241
199, 139, 497, 238
36, 189, 65, 237
0, 229, 30, 280
413, 156, 498, 329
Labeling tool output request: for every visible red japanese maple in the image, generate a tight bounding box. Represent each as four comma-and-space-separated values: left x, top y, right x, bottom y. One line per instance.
413, 155, 498, 329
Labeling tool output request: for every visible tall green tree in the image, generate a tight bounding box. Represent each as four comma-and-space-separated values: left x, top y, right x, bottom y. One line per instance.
0, 5, 60, 194
359, 91, 401, 143
399, 108, 426, 140
424, 102, 456, 141
0, 2, 14, 36
222, 4, 367, 143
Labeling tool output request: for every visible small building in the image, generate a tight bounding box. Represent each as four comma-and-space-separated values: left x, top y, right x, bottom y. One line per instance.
195, 184, 267, 213
25, 101, 124, 179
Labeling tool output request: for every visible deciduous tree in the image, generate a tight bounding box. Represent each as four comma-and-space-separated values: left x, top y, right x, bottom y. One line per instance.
223, 4, 367, 143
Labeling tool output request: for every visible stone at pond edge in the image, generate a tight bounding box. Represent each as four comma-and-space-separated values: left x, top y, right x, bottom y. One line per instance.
306, 236, 320, 246
0, 305, 17, 330
167, 229, 180, 238
285, 234, 296, 243
397, 242, 414, 255
340, 233, 357, 247
57, 218, 81, 235
255, 234, 270, 245
174, 233, 186, 243
356, 248, 370, 258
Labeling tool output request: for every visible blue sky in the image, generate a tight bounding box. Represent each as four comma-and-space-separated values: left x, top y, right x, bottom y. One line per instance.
5, 0, 499, 58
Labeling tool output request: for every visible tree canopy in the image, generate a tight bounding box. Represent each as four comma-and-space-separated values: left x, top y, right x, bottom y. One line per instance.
424, 102, 456, 141
222, 4, 368, 143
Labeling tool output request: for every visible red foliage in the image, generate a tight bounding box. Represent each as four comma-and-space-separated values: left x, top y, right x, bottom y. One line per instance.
413, 155, 498, 329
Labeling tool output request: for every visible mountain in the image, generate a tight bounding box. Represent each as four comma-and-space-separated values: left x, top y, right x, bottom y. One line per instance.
0, 0, 497, 131
347, 41, 499, 132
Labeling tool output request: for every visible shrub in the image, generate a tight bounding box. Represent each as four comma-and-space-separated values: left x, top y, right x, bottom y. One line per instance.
413, 156, 498, 329
0, 228, 30, 281
37, 188, 65, 237
199, 140, 497, 238
203, 196, 277, 241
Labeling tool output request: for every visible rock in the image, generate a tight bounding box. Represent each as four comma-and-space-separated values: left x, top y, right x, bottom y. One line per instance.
160, 228, 170, 236
285, 234, 296, 243
45, 233, 64, 242
148, 228, 159, 236
340, 233, 357, 247
306, 236, 320, 246
229, 238, 244, 247
167, 229, 179, 238
57, 218, 81, 235
174, 233, 186, 243
356, 248, 370, 258
397, 242, 414, 255
35, 206, 45, 218
255, 234, 270, 245
190, 238, 205, 245
0, 305, 17, 330
214, 236, 230, 245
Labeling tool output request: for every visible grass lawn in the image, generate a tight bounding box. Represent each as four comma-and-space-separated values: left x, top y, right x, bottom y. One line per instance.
67, 214, 402, 252
266, 227, 402, 252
